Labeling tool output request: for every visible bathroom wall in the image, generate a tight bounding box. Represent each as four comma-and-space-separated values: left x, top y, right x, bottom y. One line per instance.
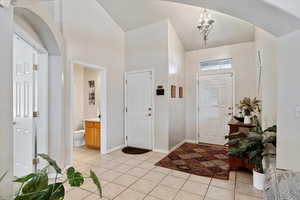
73, 64, 101, 130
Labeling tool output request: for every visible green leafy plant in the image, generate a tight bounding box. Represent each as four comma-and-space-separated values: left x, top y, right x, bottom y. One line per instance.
237, 97, 261, 116
226, 123, 276, 173
14, 154, 102, 200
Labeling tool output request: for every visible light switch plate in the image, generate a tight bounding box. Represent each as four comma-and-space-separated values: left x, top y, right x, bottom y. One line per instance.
296, 106, 300, 118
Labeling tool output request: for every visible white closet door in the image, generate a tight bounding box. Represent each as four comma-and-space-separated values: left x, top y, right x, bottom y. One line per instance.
126, 71, 153, 149
198, 74, 233, 145
13, 35, 36, 177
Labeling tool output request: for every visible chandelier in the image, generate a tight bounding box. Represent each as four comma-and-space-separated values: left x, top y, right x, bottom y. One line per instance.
197, 9, 215, 47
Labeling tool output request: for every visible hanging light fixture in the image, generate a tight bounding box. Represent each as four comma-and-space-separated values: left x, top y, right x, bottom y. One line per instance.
197, 9, 215, 47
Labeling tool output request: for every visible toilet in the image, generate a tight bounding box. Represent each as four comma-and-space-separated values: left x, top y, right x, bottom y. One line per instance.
73, 129, 85, 147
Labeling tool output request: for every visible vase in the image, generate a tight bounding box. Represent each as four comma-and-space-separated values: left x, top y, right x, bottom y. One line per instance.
244, 116, 251, 124
253, 170, 265, 190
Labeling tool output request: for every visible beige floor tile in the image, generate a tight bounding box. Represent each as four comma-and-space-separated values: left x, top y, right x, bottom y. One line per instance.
100, 170, 122, 182
102, 183, 126, 199
127, 167, 149, 177
236, 170, 253, 184
114, 189, 146, 200
170, 170, 190, 179
144, 195, 161, 200
174, 190, 204, 200
149, 185, 178, 200
124, 159, 144, 166
210, 178, 235, 190
160, 175, 186, 189
143, 171, 167, 183
90, 167, 109, 176
83, 193, 109, 200
235, 193, 263, 200
152, 166, 172, 175
65, 188, 92, 200
229, 171, 236, 181
189, 175, 211, 185
130, 179, 158, 194
138, 161, 156, 170
81, 179, 107, 193
114, 164, 132, 173
206, 186, 234, 200
235, 182, 263, 198
113, 174, 138, 187
147, 157, 162, 163
181, 180, 208, 196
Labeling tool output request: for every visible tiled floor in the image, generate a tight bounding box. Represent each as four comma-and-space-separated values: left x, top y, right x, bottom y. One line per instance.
66, 147, 263, 200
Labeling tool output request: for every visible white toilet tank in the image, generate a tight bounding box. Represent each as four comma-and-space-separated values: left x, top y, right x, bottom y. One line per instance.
73, 129, 85, 147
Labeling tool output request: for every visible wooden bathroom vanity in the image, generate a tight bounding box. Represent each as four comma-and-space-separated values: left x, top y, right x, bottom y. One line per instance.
85, 119, 101, 149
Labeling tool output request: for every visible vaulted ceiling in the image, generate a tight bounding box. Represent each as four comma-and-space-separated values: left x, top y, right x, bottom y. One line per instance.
97, 0, 255, 51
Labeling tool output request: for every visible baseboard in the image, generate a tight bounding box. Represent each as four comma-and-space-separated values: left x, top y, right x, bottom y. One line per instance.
106, 144, 126, 154
169, 140, 186, 152
153, 149, 169, 154
185, 139, 198, 144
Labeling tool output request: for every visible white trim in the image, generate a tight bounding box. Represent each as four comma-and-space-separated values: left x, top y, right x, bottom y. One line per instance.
169, 140, 186, 152
124, 69, 155, 150
69, 60, 108, 163
196, 71, 235, 144
106, 144, 126, 154
184, 139, 198, 144
153, 149, 169, 154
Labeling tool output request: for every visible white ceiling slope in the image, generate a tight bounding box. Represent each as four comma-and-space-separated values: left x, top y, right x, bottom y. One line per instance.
97, 0, 255, 51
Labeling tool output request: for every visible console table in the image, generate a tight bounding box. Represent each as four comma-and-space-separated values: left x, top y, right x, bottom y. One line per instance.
228, 120, 255, 171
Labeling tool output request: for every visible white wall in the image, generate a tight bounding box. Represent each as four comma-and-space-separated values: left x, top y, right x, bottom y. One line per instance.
255, 28, 278, 129
0, 7, 13, 200
63, 0, 125, 153
168, 22, 185, 149
125, 20, 169, 151
184, 42, 256, 141
277, 29, 300, 172
73, 65, 84, 130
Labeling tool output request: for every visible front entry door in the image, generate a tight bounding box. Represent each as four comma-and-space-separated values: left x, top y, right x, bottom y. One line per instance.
125, 71, 153, 150
13, 35, 37, 177
198, 74, 233, 145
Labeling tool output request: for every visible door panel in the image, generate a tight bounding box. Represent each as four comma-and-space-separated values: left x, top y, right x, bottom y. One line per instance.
198, 74, 233, 145
13, 35, 36, 177
126, 71, 152, 149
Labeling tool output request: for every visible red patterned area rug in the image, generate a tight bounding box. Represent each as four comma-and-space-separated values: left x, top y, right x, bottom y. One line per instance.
155, 142, 230, 180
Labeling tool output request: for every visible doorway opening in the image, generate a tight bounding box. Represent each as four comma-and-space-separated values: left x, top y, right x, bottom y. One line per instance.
13, 33, 48, 177
124, 69, 154, 150
197, 72, 234, 145
70, 61, 107, 164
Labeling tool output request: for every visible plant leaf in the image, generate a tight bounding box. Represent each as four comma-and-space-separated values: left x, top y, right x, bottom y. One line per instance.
13, 173, 37, 183
0, 172, 7, 183
66, 167, 84, 187
21, 172, 48, 194
90, 170, 102, 198
49, 183, 65, 200
38, 154, 62, 174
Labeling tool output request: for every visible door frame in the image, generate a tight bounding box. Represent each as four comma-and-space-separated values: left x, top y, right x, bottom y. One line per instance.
196, 71, 235, 144
13, 24, 49, 173
124, 69, 155, 150
69, 60, 108, 158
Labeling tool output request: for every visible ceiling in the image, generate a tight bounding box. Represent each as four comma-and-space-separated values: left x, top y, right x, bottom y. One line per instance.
97, 0, 255, 51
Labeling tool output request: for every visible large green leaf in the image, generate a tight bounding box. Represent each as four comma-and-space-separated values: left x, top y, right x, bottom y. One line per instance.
14, 173, 38, 183
66, 167, 84, 187
264, 125, 277, 133
48, 183, 65, 200
38, 154, 62, 174
90, 170, 102, 198
21, 172, 48, 194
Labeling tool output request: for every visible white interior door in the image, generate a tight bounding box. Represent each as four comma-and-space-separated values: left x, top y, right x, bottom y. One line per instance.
198, 74, 233, 145
13, 35, 37, 177
126, 71, 153, 150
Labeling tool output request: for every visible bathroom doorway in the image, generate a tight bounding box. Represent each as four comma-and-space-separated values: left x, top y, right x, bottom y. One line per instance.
69, 61, 107, 163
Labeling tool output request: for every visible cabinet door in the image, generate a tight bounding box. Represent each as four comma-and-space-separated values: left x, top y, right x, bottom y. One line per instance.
85, 127, 94, 147
95, 127, 100, 148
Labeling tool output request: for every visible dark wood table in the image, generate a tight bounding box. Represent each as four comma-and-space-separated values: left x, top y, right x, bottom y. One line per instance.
228, 120, 255, 171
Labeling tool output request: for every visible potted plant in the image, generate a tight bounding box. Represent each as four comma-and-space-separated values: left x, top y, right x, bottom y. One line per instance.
13, 154, 102, 199
237, 97, 260, 124
226, 122, 276, 190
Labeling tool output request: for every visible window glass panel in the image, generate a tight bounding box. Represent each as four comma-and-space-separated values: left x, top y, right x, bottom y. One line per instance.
200, 58, 232, 71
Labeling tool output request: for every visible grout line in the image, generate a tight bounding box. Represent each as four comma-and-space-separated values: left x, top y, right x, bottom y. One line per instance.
202, 177, 213, 200
233, 170, 237, 200
170, 174, 191, 200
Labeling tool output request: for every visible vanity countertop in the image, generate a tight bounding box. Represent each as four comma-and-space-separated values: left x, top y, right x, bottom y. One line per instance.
84, 118, 100, 122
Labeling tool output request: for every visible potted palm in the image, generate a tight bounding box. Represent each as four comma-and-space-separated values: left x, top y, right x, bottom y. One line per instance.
226, 122, 276, 190
237, 97, 260, 124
